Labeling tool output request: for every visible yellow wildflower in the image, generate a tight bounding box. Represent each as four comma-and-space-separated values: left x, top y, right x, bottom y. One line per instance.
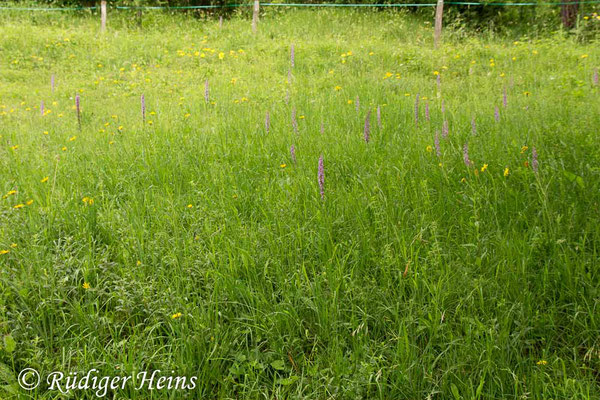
171, 313, 182, 319
82, 282, 91, 289
504, 167, 509, 177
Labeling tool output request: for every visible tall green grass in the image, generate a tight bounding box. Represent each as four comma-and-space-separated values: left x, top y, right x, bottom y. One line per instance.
0, 6, 599, 399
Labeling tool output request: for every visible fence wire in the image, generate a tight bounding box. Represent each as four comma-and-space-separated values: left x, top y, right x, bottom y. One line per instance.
1, 1, 599, 11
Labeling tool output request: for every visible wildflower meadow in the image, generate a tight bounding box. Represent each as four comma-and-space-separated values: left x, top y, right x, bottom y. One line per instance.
0, 4, 599, 399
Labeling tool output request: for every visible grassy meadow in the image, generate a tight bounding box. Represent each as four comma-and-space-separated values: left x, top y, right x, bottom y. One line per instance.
0, 5, 599, 399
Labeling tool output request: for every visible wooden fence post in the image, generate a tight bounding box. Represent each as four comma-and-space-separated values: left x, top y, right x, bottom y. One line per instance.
252, 0, 259, 33
101, 1, 107, 32
434, 0, 444, 49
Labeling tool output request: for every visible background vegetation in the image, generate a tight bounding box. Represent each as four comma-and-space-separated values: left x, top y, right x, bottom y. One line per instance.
6, 0, 600, 36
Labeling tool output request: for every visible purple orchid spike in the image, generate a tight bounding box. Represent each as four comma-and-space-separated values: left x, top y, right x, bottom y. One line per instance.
531, 146, 539, 173
414, 93, 420, 127
318, 155, 324, 200
364, 110, 371, 143
141, 94, 145, 123
594, 68, 599, 86
291, 108, 298, 134
355, 96, 360, 113
434, 130, 441, 157
442, 120, 449, 139
463, 143, 473, 167
51, 74, 55, 92
436, 74, 441, 92
290, 44, 295, 68
287, 69, 292, 84
40, 100, 44, 116
471, 117, 476, 136
75, 94, 81, 129
285, 90, 290, 105
290, 145, 296, 163
425, 102, 430, 121
265, 110, 270, 134
494, 106, 500, 122
204, 80, 209, 103
503, 87, 507, 108
441, 99, 445, 115
376, 105, 382, 128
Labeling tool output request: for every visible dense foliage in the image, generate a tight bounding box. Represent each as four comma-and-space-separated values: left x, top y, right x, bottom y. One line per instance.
7, 0, 600, 31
